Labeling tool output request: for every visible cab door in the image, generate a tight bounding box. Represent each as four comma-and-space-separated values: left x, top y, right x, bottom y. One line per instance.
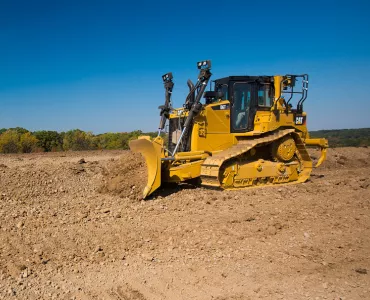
230, 81, 256, 133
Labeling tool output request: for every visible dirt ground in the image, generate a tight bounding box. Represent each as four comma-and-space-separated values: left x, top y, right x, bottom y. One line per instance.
0, 147, 369, 300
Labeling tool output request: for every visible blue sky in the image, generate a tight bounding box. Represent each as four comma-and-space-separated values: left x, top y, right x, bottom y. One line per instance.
0, 0, 369, 133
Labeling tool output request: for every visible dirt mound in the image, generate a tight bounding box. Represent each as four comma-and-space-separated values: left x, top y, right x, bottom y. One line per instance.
318, 147, 370, 169
0, 155, 104, 202
99, 151, 147, 201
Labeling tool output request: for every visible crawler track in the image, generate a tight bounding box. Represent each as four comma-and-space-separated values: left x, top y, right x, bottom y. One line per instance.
200, 129, 312, 188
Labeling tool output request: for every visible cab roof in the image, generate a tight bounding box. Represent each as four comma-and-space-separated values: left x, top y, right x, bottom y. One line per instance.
213, 76, 273, 85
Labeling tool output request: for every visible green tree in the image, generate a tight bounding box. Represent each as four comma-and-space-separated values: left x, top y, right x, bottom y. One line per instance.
92, 132, 128, 150
33, 130, 63, 152
63, 129, 95, 151
19, 132, 39, 153
0, 130, 20, 153
9, 127, 29, 135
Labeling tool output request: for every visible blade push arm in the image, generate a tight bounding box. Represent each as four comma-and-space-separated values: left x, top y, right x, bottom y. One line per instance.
172, 60, 212, 155
158, 72, 174, 135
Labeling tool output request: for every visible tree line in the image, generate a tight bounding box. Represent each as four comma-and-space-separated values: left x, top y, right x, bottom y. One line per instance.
310, 128, 370, 148
0, 127, 158, 153
0, 127, 369, 153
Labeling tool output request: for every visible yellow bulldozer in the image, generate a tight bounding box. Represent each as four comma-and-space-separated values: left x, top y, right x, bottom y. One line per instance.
130, 60, 328, 199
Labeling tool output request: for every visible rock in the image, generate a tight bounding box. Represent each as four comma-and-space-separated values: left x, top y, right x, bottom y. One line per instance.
78, 158, 86, 164
21, 268, 31, 278
74, 165, 85, 174
274, 222, 283, 230
303, 232, 310, 238
97, 251, 105, 257
8, 288, 16, 295
266, 226, 277, 235
360, 180, 370, 189
16, 221, 24, 229
355, 268, 367, 274
141, 253, 154, 261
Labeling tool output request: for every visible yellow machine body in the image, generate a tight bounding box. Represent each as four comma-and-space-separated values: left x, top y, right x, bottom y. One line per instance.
130, 70, 328, 199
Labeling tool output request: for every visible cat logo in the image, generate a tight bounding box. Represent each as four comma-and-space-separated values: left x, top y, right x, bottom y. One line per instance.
295, 115, 305, 125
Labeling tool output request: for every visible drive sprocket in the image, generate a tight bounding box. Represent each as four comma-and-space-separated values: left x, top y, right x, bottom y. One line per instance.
271, 135, 296, 162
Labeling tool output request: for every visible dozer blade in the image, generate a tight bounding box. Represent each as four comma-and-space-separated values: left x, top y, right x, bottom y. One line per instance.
129, 136, 164, 199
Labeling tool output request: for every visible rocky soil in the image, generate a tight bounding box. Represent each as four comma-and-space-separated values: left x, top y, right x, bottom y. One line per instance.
0, 147, 369, 299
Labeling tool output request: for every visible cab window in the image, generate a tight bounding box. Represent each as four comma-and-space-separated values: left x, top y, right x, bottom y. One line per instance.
232, 82, 252, 130
216, 84, 228, 100
258, 84, 272, 107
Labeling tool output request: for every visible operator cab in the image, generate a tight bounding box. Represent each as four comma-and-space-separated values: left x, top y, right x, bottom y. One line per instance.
213, 76, 274, 133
